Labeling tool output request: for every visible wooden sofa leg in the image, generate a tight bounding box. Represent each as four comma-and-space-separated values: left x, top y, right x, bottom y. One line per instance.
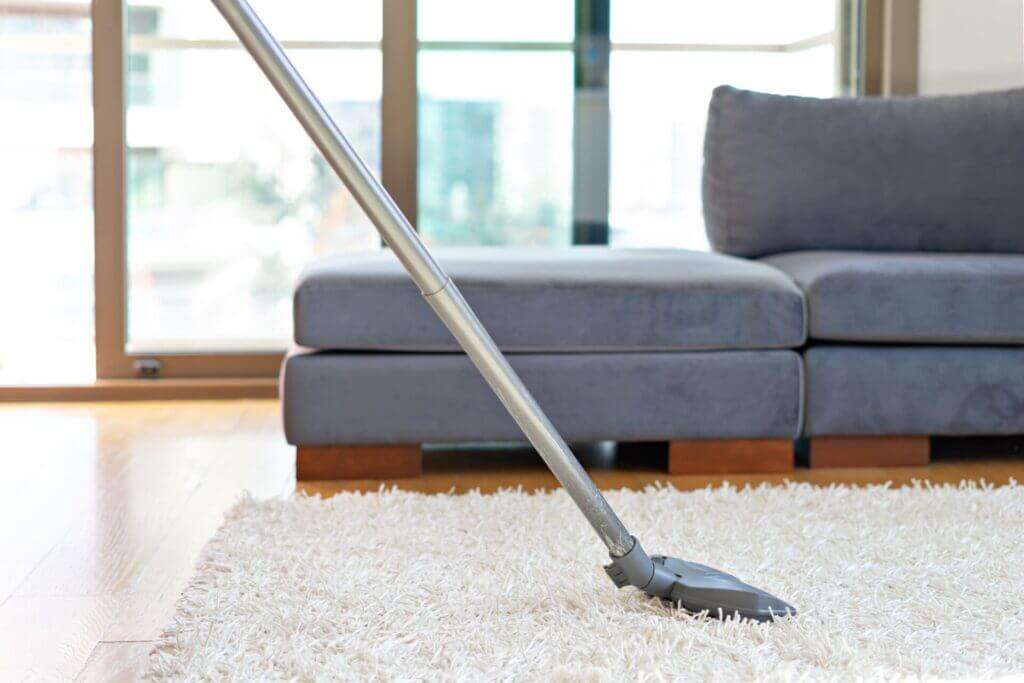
668, 439, 794, 475
296, 444, 423, 480
809, 436, 930, 468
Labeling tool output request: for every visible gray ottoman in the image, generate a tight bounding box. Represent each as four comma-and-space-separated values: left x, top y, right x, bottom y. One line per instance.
281, 247, 806, 479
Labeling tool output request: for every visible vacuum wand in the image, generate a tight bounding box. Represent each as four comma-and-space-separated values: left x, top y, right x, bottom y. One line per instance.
208, 0, 634, 558
212, 0, 796, 621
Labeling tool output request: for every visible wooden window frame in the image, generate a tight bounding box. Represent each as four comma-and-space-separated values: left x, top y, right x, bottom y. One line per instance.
862, 0, 919, 96
91, 0, 415, 382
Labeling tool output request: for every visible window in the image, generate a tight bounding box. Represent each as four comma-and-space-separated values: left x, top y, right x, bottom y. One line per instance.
417, 0, 575, 247
608, 0, 839, 249
124, 0, 382, 352
0, 2, 95, 384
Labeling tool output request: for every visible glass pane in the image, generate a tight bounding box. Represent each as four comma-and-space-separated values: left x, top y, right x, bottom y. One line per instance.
609, 45, 835, 249
125, 3, 381, 352
418, 50, 573, 246
419, 0, 574, 43
611, 0, 835, 45
0, 3, 95, 384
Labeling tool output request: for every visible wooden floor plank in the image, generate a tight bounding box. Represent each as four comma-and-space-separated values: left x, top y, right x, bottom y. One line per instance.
0, 408, 133, 601
106, 434, 293, 641
12, 402, 288, 600
77, 641, 153, 682
14, 438, 210, 597
0, 596, 122, 680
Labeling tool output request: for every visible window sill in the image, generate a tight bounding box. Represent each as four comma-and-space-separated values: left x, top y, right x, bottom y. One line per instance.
0, 378, 278, 403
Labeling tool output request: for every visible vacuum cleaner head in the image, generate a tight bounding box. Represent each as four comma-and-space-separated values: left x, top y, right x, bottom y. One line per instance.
605, 538, 795, 622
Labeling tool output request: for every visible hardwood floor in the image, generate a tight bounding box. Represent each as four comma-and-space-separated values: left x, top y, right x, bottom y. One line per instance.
0, 400, 1021, 680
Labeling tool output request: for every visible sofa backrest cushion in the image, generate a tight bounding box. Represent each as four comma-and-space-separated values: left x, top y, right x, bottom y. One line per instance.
702, 85, 1024, 257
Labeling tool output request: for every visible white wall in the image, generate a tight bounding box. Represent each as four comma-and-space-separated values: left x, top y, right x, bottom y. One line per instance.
917, 0, 1024, 94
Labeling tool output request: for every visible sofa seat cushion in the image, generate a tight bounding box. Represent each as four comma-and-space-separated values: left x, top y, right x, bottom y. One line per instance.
763, 251, 1024, 344
295, 247, 806, 351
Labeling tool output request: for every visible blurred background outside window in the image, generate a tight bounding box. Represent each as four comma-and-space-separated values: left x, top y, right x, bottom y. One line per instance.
609, 0, 836, 249
418, 0, 575, 247
124, 0, 382, 352
1, 1, 94, 383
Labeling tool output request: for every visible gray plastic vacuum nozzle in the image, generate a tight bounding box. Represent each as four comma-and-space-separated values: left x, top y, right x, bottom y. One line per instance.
603, 537, 655, 588
605, 537, 796, 622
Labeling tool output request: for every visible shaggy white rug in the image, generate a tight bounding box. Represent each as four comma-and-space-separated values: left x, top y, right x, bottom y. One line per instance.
148, 482, 1024, 680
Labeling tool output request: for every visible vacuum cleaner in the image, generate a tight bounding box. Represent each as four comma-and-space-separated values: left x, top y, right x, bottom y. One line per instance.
211, 0, 795, 622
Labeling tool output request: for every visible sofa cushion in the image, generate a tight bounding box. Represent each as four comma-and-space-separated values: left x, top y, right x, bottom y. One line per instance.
294, 247, 806, 351
762, 251, 1024, 344
282, 349, 804, 444
703, 86, 1024, 257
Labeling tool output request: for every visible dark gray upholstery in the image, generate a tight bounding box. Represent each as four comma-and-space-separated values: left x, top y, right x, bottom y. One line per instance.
704, 86, 1024, 258
804, 346, 1024, 436
763, 251, 1024, 344
282, 349, 804, 445
294, 247, 806, 352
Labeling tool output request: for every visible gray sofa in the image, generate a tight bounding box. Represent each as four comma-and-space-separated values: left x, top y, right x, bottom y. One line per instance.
282, 85, 1024, 478
705, 85, 1024, 463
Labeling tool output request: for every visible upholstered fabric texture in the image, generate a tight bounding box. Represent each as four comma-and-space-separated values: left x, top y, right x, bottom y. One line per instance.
703, 86, 1024, 257
804, 346, 1024, 436
294, 247, 806, 352
763, 251, 1024, 344
282, 349, 804, 444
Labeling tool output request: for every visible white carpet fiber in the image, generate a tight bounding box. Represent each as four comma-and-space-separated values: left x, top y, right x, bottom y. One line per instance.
148, 482, 1024, 680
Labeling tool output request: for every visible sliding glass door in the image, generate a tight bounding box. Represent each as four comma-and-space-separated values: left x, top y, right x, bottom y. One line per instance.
123, 0, 382, 355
